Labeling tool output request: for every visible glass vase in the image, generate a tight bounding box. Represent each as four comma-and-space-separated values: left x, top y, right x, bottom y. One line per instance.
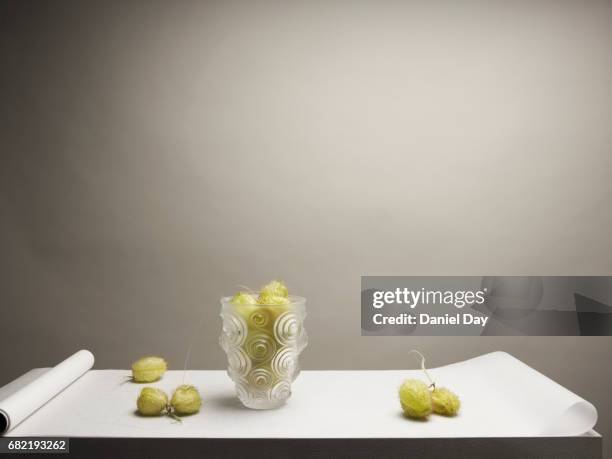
219, 296, 307, 409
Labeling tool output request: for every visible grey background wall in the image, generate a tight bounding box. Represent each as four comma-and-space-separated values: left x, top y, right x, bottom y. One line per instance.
1, 0, 611, 454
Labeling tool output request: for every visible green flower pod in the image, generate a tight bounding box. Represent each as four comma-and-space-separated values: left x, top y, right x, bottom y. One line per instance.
399, 379, 432, 419
137, 387, 168, 416
132, 356, 167, 383
259, 280, 289, 299
171, 385, 202, 415
432, 387, 461, 416
231, 292, 257, 305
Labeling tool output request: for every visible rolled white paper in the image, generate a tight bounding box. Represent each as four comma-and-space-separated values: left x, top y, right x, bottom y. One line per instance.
0, 350, 94, 434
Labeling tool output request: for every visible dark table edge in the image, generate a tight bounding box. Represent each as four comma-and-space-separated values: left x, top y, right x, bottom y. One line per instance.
4, 435, 601, 459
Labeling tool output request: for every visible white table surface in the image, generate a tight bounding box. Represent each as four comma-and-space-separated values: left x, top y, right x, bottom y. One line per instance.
0, 368, 600, 439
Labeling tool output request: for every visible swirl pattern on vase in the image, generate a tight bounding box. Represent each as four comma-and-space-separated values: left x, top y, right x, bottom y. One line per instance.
249, 309, 270, 328
270, 380, 292, 401
227, 347, 251, 377
273, 311, 300, 346
244, 332, 277, 361
271, 346, 296, 378
220, 311, 248, 351
248, 367, 275, 389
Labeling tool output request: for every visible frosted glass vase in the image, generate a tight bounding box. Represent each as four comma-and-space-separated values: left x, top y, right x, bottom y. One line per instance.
219, 296, 307, 409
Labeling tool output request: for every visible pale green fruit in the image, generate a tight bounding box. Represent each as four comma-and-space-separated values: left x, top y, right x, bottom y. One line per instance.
171, 385, 202, 415
231, 292, 257, 305
257, 293, 290, 306
137, 387, 168, 416
259, 280, 289, 299
432, 387, 461, 416
131, 356, 167, 383
399, 379, 432, 419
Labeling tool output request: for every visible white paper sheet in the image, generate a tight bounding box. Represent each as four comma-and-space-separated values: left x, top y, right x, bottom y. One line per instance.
0, 352, 597, 438
0, 350, 94, 434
